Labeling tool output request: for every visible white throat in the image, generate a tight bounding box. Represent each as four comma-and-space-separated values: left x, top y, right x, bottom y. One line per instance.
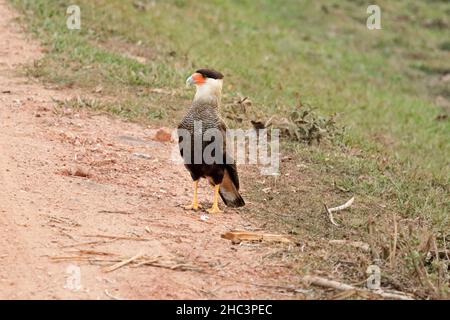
193, 78, 223, 106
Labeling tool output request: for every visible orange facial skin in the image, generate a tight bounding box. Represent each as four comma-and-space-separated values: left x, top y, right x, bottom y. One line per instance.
192, 72, 206, 85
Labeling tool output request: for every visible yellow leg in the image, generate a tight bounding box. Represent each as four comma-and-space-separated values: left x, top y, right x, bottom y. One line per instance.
184, 180, 202, 210
207, 184, 223, 214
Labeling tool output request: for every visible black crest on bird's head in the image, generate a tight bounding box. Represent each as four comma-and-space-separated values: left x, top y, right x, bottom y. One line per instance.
196, 69, 224, 80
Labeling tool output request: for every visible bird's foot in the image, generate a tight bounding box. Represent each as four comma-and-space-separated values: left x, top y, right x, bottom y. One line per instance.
184, 203, 202, 211
207, 206, 223, 214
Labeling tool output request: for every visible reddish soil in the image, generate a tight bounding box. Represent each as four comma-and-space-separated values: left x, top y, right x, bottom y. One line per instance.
0, 0, 300, 299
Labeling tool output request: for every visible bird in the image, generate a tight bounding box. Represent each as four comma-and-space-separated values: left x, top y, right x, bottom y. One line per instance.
178, 68, 245, 213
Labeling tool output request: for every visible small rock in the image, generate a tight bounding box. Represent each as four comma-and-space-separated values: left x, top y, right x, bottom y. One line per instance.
12, 99, 22, 107
231, 239, 241, 245
71, 167, 91, 178
132, 152, 151, 159
154, 128, 173, 142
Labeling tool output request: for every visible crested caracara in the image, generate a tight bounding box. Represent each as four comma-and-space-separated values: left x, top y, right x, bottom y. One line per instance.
178, 69, 245, 213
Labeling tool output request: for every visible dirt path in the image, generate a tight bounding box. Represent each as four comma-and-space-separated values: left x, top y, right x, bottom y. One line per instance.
0, 0, 300, 299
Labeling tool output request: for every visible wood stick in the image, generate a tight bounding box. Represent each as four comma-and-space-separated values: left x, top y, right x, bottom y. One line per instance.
324, 196, 355, 227
246, 282, 312, 294
331, 289, 357, 300
303, 275, 354, 290
50, 256, 120, 263
72, 249, 116, 256
302, 275, 413, 300
104, 289, 121, 300
83, 234, 150, 241
390, 213, 398, 268
221, 230, 294, 243
328, 196, 355, 212
61, 238, 118, 248
98, 210, 134, 215
324, 204, 340, 227
137, 260, 202, 272
103, 253, 142, 273
133, 257, 161, 267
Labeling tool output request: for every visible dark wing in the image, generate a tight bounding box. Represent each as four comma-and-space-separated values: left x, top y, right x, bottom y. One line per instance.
217, 120, 238, 185
218, 119, 245, 207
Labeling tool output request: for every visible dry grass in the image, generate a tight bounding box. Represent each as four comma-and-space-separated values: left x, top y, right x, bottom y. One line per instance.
240, 146, 449, 299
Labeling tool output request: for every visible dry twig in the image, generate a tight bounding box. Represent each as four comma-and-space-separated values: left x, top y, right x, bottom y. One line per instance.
390, 213, 398, 268
324, 204, 340, 227
98, 210, 134, 215
83, 234, 150, 241
104, 289, 121, 300
50, 252, 202, 273
103, 253, 143, 273
302, 275, 413, 300
328, 197, 354, 212
72, 249, 116, 256
324, 196, 355, 227
221, 230, 294, 244
61, 239, 118, 248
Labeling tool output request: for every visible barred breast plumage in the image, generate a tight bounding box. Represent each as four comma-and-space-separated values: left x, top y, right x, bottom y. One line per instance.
178, 87, 244, 209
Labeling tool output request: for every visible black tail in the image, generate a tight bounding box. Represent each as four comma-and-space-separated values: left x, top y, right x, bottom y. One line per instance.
220, 190, 245, 207
219, 169, 245, 207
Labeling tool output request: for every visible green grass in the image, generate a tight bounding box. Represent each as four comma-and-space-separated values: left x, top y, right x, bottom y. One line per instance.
9, 0, 449, 297
11, 0, 449, 177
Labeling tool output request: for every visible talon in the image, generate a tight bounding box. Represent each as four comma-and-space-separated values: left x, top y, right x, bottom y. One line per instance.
207, 206, 223, 214
206, 184, 223, 214
184, 203, 202, 211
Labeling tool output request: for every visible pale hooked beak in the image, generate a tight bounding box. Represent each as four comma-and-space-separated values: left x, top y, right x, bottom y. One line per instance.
186, 75, 194, 87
